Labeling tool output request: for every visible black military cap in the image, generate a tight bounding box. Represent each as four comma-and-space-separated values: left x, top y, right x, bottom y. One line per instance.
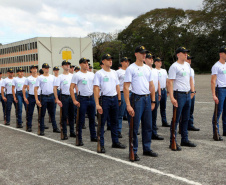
219, 46, 226, 53
42, 63, 51, 69
135, 45, 149, 54
187, 55, 194, 60
17, 67, 25, 72
74, 66, 80, 71
62, 60, 71, 66
102, 54, 114, 60
70, 64, 75, 68
146, 53, 155, 59
39, 69, 44, 74
89, 65, 93, 69
79, 57, 90, 64
175, 47, 190, 54
154, 57, 162, 62
7, 68, 13, 73
30, 65, 38, 69
53, 66, 60, 71
121, 57, 131, 62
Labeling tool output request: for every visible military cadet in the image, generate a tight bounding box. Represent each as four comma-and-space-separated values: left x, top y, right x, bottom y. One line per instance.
23, 65, 40, 132
211, 46, 226, 141
94, 54, 126, 153
69, 65, 75, 74
168, 47, 196, 151
1, 68, 16, 125
70, 58, 97, 145
116, 57, 131, 138
53, 66, 60, 118
0, 71, 6, 118
54, 60, 75, 140
34, 63, 60, 136
12, 68, 27, 128
124, 45, 158, 161
154, 57, 170, 127
88, 65, 93, 72
144, 54, 164, 140
186, 55, 200, 131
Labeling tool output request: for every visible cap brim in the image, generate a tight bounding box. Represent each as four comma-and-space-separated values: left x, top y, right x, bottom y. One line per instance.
140, 50, 149, 54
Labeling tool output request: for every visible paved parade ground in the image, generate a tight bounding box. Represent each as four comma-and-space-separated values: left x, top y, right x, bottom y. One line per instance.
0, 74, 225, 185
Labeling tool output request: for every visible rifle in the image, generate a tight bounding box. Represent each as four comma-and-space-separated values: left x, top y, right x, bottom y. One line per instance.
4, 91, 7, 125
171, 91, 177, 150
129, 93, 135, 162
60, 91, 63, 140
97, 92, 103, 152
37, 92, 41, 135
26, 103, 28, 131
75, 92, 80, 146
213, 86, 219, 141
16, 101, 19, 128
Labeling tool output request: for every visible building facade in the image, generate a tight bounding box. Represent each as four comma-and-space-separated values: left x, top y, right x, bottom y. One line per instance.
0, 37, 93, 77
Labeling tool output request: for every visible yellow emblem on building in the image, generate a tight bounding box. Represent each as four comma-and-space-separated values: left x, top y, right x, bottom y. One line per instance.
62, 51, 72, 60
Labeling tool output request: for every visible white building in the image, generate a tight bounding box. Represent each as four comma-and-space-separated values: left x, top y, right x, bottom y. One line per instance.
0, 37, 93, 77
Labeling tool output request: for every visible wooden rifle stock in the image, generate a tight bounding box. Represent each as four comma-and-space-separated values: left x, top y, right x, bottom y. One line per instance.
171, 91, 177, 150
129, 93, 135, 161
60, 92, 64, 140
76, 92, 80, 146
97, 93, 103, 152
37, 92, 41, 135
213, 86, 219, 141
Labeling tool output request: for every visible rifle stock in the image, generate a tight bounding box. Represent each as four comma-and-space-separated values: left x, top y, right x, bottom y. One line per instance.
97, 93, 103, 152
213, 86, 219, 141
76, 92, 80, 146
129, 93, 135, 161
171, 91, 177, 150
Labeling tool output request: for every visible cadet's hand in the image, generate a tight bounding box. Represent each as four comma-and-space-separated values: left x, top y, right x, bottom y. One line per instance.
56, 100, 62, 107
36, 100, 42, 107
3, 97, 7, 102
213, 95, 219, 104
127, 105, 135, 117
24, 98, 29, 105
158, 95, 161, 101
171, 98, 178, 107
96, 104, 103, 114
167, 92, 169, 97
118, 102, 121, 106
73, 100, 80, 107
191, 93, 195, 99
151, 103, 155, 111
14, 98, 18, 103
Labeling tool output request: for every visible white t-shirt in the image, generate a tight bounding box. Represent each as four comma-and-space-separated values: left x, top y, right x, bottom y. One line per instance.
211, 61, 226, 87
157, 68, 168, 88
124, 63, 153, 95
151, 68, 159, 92
54, 73, 73, 95
12, 77, 26, 91
71, 71, 94, 96
35, 74, 55, 95
2, 77, 16, 95
24, 75, 41, 95
93, 69, 119, 96
168, 61, 192, 92
0, 78, 5, 93
116, 68, 132, 91
191, 68, 195, 85
54, 76, 60, 90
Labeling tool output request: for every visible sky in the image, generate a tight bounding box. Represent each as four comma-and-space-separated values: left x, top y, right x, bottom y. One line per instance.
0, 0, 203, 45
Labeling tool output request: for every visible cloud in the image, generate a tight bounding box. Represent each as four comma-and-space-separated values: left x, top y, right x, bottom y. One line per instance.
0, 0, 203, 44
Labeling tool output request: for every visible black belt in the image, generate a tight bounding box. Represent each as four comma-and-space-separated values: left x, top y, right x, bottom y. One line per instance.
29, 94, 40, 97
42, 93, 54, 97
61, 94, 70, 97
80, 95, 93, 98
161, 88, 166, 91
17, 91, 22, 92
175, 91, 190, 94
121, 91, 132, 93
102, 95, 117, 98
218, 87, 226, 89
133, 93, 149, 97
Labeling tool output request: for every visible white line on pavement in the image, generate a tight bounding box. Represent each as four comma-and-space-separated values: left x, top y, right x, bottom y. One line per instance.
0, 124, 201, 185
